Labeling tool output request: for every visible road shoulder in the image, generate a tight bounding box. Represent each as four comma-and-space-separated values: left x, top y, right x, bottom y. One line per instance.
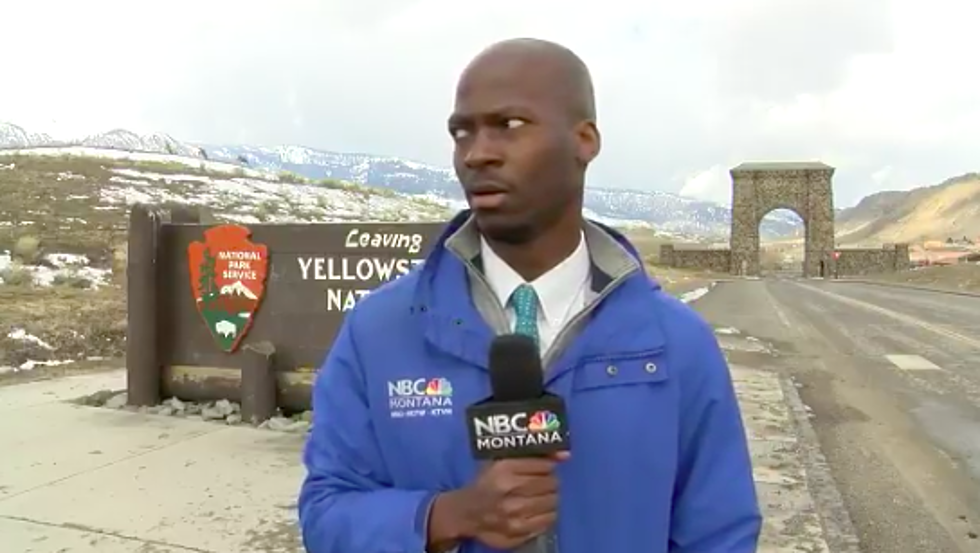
834, 263, 980, 297
832, 277, 980, 297
720, 329, 860, 553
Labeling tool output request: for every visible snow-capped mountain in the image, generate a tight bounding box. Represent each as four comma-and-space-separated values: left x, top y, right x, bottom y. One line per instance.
0, 122, 801, 238
0, 123, 54, 149
220, 281, 258, 300
82, 129, 205, 158
0, 124, 203, 159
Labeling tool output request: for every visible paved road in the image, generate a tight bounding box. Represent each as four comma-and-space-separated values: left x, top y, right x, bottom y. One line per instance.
694, 278, 980, 552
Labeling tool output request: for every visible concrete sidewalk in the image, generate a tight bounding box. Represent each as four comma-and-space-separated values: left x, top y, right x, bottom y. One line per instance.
1, 349, 846, 552
0, 370, 305, 553
732, 365, 839, 553
718, 327, 857, 553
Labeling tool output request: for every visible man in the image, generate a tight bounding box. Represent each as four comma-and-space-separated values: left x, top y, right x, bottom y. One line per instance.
298, 38, 761, 552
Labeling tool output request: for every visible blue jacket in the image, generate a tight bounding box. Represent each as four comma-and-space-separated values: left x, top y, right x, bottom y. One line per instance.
298, 211, 761, 553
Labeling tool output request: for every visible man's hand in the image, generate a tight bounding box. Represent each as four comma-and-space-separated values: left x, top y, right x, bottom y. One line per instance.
428, 453, 569, 551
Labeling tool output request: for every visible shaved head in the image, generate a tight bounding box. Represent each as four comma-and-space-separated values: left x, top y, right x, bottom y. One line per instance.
449, 37, 601, 258
460, 38, 597, 124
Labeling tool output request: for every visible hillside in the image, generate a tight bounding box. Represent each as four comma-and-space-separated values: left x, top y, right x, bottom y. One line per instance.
836, 173, 980, 246
0, 122, 802, 239
0, 147, 450, 255
0, 148, 451, 374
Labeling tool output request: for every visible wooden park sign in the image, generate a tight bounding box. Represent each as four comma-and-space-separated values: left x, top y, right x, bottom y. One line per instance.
188, 225, 270, 353
124, 203, 447, 417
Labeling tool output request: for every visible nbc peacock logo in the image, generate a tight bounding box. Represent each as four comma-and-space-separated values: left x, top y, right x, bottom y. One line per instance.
424, 378, 453, 396
387, 377, 454, 417
526, 410, 560, 432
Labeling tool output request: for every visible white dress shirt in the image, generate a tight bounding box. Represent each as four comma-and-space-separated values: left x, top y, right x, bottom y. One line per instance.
480, 232, 591, 356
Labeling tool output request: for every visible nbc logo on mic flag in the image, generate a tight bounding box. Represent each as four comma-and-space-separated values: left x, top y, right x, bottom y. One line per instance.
527, 410, 560, 432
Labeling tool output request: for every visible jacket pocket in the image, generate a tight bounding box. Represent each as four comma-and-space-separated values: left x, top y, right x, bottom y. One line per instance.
572, 351, 669, 392
566, 351, 675, 452
558, 351, 678, 549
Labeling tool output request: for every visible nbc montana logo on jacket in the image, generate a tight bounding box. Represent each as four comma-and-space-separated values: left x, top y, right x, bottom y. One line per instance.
386, 377, 454, 418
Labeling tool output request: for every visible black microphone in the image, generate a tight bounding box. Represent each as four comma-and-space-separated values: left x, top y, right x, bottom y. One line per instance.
465, 334, 571, 459
465, 334, 569, 553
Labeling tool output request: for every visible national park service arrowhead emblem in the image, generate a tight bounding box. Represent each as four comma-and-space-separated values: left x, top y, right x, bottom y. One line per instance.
187, 225, 269, 353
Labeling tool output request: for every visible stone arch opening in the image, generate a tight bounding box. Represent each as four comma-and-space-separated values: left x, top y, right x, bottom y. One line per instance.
729, 162, 835, 277
759, 208, 805, 276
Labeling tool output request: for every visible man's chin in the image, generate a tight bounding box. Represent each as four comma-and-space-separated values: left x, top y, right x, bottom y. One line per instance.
473, 212, 535, 245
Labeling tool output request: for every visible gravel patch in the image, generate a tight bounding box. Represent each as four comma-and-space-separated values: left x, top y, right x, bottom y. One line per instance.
73, 390, 313, 433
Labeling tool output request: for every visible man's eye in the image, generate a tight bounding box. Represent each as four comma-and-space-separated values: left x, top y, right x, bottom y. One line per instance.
505, 119, 525, 130
451, 128, 470, 139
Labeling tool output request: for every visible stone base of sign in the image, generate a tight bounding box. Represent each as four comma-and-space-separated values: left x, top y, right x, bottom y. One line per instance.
161, 365, 316, 412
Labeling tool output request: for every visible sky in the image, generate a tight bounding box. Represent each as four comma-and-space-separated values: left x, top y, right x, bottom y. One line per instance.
2, 0, 977, 208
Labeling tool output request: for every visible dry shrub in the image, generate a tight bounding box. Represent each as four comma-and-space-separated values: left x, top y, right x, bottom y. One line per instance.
13, 235, 41, 263
0, 263, 33, 287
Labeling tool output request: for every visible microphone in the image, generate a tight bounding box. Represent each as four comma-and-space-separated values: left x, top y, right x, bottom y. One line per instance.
465, 334, 570, 552
466, 334, 570, 458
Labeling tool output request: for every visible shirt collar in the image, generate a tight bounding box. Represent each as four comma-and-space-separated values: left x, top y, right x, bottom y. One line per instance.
480, 231, 591, 322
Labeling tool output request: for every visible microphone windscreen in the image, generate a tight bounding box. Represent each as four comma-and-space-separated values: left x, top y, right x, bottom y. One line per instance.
488, 334, 543, 402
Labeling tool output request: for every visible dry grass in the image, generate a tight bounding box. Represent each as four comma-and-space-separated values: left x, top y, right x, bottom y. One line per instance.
857, 263, 980, 293
0, 153, 437, 260
0, 155, 145, 259
0, 283, 127, 368
622, 228, 718, 295
624, 228, 675, 263
0, 155, 138, 375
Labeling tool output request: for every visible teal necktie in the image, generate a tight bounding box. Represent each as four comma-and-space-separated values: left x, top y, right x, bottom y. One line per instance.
509, 283, 540, 346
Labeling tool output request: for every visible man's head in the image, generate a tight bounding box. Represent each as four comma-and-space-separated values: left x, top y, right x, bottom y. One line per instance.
449, 38, 601, 245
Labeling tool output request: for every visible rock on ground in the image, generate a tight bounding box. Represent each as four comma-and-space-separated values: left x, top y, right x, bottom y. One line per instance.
75, 390, 313, 434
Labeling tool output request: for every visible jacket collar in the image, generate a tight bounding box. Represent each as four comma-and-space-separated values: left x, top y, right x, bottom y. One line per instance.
436, 210, 655, 293
413, 210, 666, 372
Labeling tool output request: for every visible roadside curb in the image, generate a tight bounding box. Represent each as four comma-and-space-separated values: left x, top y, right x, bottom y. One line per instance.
829, 278, 980, 298
778, 373, 862, 553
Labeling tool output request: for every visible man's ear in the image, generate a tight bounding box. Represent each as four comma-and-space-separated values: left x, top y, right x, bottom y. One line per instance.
575, 121, 601, 165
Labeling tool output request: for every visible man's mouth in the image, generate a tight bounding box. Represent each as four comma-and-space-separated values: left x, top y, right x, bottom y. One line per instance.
469, 181, 508, 195
469, 190, 508, 210
468, 183, 509, 209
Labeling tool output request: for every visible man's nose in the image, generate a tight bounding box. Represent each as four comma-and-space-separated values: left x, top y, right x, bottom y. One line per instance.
463, 130, 504, 168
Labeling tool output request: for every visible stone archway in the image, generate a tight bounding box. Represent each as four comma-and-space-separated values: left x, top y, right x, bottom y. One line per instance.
729, 162, 835, 277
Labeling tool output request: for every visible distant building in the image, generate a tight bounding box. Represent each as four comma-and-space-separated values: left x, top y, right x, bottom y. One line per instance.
908, 244, 978, 265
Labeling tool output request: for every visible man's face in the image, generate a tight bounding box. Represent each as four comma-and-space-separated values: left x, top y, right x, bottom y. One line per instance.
448, 58, 586, 244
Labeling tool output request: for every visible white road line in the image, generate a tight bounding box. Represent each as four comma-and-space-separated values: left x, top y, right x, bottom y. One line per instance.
885, 354, 942, 371
761, 282, 792, 329
794, 282, 980, 349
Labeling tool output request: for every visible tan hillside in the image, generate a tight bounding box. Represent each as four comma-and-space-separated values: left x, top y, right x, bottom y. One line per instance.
836, 173, 980, 246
